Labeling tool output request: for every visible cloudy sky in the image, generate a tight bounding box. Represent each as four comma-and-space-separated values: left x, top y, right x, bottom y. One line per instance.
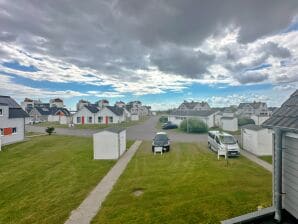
1, 0, 298, 110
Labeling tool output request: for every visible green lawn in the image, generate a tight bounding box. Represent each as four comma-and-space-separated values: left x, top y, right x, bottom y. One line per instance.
126, 140, 135, 149
259, 156, 272, 164
0, 135, 116, 224
34, 117, 149, 130
92, 142, 272, 224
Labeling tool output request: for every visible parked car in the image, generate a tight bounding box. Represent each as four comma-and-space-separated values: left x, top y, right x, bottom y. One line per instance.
162, 121, 178, 129
208, 131, 240, 157
152, 132, 170, 152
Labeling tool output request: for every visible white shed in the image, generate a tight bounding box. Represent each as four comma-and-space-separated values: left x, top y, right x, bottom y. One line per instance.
241, 124, 273, 156
131, 114, 139, 121
250, 114, 270, 125
220, 117, 238, 132
93, 128, 126, 160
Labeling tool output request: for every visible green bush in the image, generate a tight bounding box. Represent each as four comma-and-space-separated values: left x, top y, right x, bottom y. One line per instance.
238, 118, 255, 126
179, 118, 208, 133
45, 127, 55, 135
159, 116, 168, 123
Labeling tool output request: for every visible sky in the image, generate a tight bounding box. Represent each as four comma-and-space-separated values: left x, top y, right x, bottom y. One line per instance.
0, 0, 298, 110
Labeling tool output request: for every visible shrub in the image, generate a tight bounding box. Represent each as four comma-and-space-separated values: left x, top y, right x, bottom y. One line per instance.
159, 116, 168, 123
238, 118, 255, 126
179, 118, 208, 133
45, 127, 55, 135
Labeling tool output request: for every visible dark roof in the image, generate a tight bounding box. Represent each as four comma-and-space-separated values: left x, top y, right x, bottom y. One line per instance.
104, 127, 126, 133
242, 124, 263, 131
33, 107, 71, 116
0, 96, 21, 108
84, 104, 99, 113
51, 98, 63, 102
238, 102, 266, 109
106, 106, 124, 116
221, 116, 236, 120
178, 101, 210, 110
263, 90, 298, 131
125, 104, 132, 111
0, 96, 29, 118
170, 109, 217, 117
9, 108, 30, 118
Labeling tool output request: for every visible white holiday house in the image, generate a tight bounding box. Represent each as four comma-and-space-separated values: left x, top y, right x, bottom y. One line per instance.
0, 96, 29, 146
168, 110, 218, 128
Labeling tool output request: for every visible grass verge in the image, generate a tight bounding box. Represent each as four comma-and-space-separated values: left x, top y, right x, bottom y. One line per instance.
259, 156, 272, 164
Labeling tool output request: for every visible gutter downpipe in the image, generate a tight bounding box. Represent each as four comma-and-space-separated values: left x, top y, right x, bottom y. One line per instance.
274, 127, 282, 222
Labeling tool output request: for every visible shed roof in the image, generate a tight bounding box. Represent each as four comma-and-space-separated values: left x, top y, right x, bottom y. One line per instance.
104, 127, 126, 133
262, 90, 298, 131
221, 116, 236, 120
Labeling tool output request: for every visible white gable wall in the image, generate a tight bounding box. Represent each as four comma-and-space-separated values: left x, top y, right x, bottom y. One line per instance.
73, 107, 96, 124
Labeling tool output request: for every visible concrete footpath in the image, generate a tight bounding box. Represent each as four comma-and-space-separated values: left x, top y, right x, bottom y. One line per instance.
65, 140, 142, 224
240, 149, 272, 172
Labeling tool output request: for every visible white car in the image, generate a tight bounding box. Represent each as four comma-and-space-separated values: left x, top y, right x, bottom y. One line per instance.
208, 131, 240, 157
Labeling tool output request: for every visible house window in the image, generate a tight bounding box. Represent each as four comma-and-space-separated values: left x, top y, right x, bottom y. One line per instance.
0, 109, 2, 116
12, 127, 17, 134
88, 116, 92, 123
0, 128, 3, 136
77, 117, 81, 123
98, 116, 102, 123
109, 116, 113, 123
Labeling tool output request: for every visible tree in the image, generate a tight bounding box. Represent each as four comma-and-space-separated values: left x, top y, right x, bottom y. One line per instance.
238, 118, 255, 126
45, 127, 55, 135
180, 118, 208, 133
159, 116, 168, 123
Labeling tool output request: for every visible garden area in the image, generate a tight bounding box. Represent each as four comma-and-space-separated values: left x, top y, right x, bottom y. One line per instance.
92, 141, 272, 224
0, 135, 116, 224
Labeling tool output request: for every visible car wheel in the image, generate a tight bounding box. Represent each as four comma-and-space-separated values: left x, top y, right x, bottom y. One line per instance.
208, 142, 211, 149
152, 146, 154, 152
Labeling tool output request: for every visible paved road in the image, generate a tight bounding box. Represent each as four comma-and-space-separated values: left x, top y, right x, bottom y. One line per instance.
127, 116, 207, 142
26, 116, 207, 143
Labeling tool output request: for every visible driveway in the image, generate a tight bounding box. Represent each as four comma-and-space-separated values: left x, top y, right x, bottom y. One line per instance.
26, 116, 207, 143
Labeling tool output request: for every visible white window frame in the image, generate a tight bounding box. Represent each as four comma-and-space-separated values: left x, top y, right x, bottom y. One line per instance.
109, 116, 113, 123
0, 108, 3, 116
0, 128, 3, 136
98, 116, 102, 123
88, 116, 92, 123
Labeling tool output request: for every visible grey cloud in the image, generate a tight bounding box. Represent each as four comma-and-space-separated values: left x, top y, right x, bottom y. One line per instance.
236, 72, 269, 84
150, 47, 214, 78
261, 42, 291, 58
0, 0, 297, 83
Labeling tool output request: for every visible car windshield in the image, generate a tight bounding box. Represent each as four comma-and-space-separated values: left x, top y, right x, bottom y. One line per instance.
155, 134, 168, 141
220, 135, 236, 144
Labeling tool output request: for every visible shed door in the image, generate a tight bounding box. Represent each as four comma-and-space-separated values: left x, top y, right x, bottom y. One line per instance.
105, 116, 109, 125
282, 135, 298, 218
82, 116, 85, 125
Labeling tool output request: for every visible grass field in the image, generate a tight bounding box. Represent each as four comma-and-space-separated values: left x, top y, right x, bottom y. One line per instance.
259, 156, 272, 164
34, 117, 149, 130
0, 135, 116, 224
92, 141, 272, 224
